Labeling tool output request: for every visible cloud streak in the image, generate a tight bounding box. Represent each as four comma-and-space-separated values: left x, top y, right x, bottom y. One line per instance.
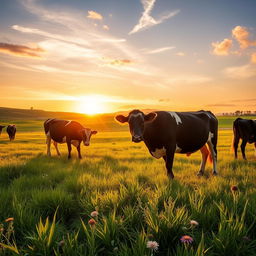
0, 42, 44, 58
129, 0, 180, 34
145, 46, 175, 54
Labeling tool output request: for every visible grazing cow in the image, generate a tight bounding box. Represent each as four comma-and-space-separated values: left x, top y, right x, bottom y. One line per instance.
7, 125, 16, 141
0, 125, 5, 135
44, 119, 97, 159
115, 110, 218, 179
233, 118, 256, 160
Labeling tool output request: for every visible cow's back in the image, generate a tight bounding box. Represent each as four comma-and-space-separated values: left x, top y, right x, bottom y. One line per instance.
143, 111, 216, 154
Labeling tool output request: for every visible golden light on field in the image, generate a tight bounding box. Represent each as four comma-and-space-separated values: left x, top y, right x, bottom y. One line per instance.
76, 95, 107, 115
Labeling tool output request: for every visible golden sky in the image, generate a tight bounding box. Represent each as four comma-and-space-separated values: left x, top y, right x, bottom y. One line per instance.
0, 0, 256, 114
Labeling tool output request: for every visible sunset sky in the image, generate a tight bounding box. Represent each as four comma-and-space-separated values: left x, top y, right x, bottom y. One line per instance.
1, 0, 256, 114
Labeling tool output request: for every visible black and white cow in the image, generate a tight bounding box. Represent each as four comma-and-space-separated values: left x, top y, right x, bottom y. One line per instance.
233, 118, 256, 160
7, 125, 16, 141
116, 110, 218, 179
0, 125, 5, 135
44, 119, 97, 159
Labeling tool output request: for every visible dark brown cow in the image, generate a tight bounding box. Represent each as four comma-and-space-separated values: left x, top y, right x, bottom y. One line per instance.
233, 118, 256, 160
44, 118, 97, 159
7, 125, 16, 141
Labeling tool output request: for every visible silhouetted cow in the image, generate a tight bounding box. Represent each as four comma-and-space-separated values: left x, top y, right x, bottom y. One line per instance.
116, 110, 218, 179
44, 119, 97, 159
7, 125, 16, 141
233, 118, 256, 160
0, 125, 5, 135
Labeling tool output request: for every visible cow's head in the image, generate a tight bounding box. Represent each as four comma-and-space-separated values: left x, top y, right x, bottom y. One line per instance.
81, 128, 97, 146
115, 110, 157, 143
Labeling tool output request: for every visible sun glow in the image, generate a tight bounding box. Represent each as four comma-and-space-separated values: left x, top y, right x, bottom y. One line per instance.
76, 95, 107, 115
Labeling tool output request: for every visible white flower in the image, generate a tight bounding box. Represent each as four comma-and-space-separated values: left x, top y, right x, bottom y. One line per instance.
90, 211, 99, 217
190, 220, 199, 226
146, 241, 159, 251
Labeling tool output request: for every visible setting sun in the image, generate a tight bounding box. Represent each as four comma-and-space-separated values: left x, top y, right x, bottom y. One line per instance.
76, 95, 106, 115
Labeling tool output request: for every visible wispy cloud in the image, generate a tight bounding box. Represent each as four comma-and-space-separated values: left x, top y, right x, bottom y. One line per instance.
224, 64, 256, 79
211, 38, 232, 56
87, 10, 103, 20
0, 42, 44, 58
145, 46, 175, 54
251, 52, 256, 63
129, 0, 180, 35
104, 59, 133, 66
176, 51, 186, 56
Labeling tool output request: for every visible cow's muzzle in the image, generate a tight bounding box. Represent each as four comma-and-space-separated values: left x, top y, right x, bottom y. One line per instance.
132, 135, 143, 143
83, 142, 90, 146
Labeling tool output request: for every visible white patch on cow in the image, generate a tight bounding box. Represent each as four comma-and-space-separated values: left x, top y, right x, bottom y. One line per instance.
168, 112, 182, 125
62, 136, 67, 143
151, 147, 166, 159
64, 120, 72, 127
84, 129, 91, 144
71, 140, 80, 147
207, 132, 214, 141
175, 145, 182, 153
46, 131, 50, 137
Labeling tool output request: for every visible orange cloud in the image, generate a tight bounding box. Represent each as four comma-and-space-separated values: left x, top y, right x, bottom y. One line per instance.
0, 42, 44, 58
232, 26, 256, 49
212, 38, 232, 56
87, 10, 103, 20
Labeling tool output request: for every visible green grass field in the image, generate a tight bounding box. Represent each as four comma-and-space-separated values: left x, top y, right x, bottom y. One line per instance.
0, 116, 256, 256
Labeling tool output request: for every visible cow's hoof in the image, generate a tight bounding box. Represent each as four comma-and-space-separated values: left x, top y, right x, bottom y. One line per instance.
197, 171, 204, 176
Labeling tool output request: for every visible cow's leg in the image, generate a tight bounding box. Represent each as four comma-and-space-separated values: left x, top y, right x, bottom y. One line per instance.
197, 145, 209, 176
233, 136, 240, 159
77, 142, 82, 159
46, 134, 51, 156
240, 140, 247, 160
163, 146, 176, 179
207, 139, 218, 175
254, 143, 256, 157
53, 141, 61, 156
66, 139, 72, 159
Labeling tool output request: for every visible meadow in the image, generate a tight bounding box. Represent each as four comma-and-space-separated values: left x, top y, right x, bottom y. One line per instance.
0, 115, 256, 256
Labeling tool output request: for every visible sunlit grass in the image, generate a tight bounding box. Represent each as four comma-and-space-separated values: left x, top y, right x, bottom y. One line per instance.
0, 121, 256, 255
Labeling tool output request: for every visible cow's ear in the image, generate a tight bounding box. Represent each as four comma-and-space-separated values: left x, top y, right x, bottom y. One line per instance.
91, 130, 98, 135
115, 115, 128, 123
145, 112, 157, 122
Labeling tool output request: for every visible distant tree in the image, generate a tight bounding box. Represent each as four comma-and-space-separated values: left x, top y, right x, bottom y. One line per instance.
30, 107, 33, 111
235, 110, 240, 116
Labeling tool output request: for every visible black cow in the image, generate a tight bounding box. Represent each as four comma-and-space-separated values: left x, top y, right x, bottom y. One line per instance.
233, 118, 256, 160
44, 119, 97, 159
0, 125, 5, 135
7, 125, 16, 141
116, 110, 218, 179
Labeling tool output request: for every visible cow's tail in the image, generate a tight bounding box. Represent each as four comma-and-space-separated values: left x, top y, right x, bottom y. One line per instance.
231, 118, 241, 152
44, 119, 52, 144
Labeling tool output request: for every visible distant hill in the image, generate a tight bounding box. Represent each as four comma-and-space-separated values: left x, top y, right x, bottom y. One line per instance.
0, 107, 125, 132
